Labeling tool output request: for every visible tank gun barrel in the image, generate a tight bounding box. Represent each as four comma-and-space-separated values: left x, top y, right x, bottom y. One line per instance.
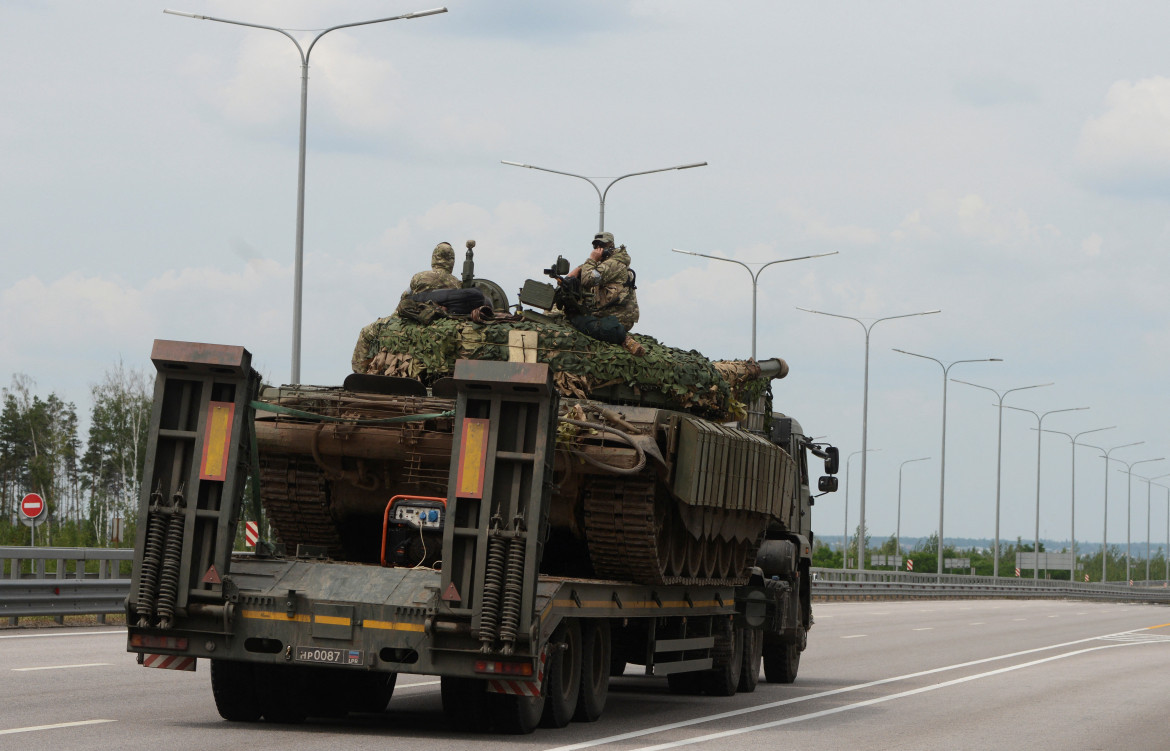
757, 357, 789, 380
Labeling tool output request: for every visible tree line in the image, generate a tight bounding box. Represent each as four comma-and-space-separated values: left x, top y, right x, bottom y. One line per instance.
0, 363, 150, 548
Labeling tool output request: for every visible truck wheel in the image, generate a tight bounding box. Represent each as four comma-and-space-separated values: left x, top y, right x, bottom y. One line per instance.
762, 638, 801, 684
257, 664, 308, 723
494, 693, 546, 735
541, 619, 582, 728
441, 676, 492, 733
348, 671, 397, 714
575, 620, 611, 722
737, 629, 763, 693
210, 659, 261, 722
700, 621, 743, 697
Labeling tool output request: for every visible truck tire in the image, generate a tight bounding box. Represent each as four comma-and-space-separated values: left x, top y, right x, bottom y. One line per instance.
763, 637, 801, 684
700, 621, 742, 697
737, 629, 763, 693
257, 664, 308, 723
348, 671, 397, 714
541, 619, 582, 728
441, 676, 492, 733
494, 693, 546, 735
210, 659, 261, 722
575, 620, 611, 722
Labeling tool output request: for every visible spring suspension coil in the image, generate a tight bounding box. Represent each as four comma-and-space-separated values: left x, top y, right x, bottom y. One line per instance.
155, 488, 186, 630
497, 522, 527, 655
135, 487, 169, 627
479, 519, 507, 653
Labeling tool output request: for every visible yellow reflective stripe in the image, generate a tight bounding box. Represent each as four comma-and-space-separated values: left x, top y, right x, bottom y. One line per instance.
364, 619, 425, 633
550, 599, 723, 610
314, 615, 350, 626
241, 610, 311, 623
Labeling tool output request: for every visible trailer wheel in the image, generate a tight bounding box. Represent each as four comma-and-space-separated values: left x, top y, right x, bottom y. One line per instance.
257, 664, 308, 723
494, 693, 546, 735
441, 676, 492, 733
700, 621, 743, 697
575, 620, 611, 722
737, 629, 763, 693
763, 636, 801, 684
210, 659, 261, 722
348, 671, 397, 714
541, 619, 582, 728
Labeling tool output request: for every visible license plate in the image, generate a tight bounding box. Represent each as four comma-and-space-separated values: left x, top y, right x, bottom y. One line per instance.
294, 646, 364, 666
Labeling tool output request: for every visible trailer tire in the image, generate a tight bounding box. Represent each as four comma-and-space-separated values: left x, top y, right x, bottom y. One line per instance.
441, 676, 492, 733
701, 621, 743, 697
575, 620, 611, 722
210, 659, 261, 722
738, 629, 763, 693
495, 693, 546, 735
541, 619, 582, 728
666, 670, 704, 695
349, 671, 397, 713
257, 664, 308, 723
763, 637, 801, 684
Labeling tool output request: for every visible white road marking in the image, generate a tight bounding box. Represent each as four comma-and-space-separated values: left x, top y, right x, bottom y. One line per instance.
0, 630, 125, 640
396, 679, 441, 689
840, 635, 867, 639
545, 626, 1166, 751
912, 627, 933, 631
12, 663, 111, 672
969, 622, 985, 626
1013, 618, 1027, 621
0, 720, 115, 735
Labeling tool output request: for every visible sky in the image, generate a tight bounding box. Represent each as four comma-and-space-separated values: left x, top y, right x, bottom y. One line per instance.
4, 1, 1170, 553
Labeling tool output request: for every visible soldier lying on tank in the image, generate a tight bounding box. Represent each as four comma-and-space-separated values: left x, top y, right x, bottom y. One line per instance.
563, 231, 644, 356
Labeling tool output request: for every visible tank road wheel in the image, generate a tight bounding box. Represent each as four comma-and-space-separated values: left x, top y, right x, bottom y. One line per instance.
730, 539, 752, 580
494, 692, 547, 735
541, 619, 583, 728
712, 538, 732, 581
763, 635, 802, 684
210, 659, 261, 722
685, 534, 704, 579
575, 620, 612, 722
737, 629, 763, 693
700, 620, 743, 697
442, 676, 493, 733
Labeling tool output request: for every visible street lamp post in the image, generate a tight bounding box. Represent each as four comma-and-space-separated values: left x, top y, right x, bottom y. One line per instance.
501, 160, 707, 233
1040, 426, 1115, 583
1137, 473, 1170, 581
1080, 442, 1143, 581
893, 351, 1000, 576
843, 449, 880, 570
672, 249, 837, 360
897, 457, 931, 563
165, 7, 448, 386
951, 379, 1052, 578
796, 307, 941, 572
1115, 458, 1166, 581
1003, 405, 1089, 579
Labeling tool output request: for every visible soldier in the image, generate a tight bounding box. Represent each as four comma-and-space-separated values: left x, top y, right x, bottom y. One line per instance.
567, 231, 640, 332
401, 242, 460, 299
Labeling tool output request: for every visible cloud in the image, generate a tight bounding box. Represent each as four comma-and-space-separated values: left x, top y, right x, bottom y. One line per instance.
1076, 77, 1170, 194
778, 203, 880, 246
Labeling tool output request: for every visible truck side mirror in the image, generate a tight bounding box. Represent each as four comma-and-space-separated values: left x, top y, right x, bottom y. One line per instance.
824, 446, 839, 475
818, 476, 838, 493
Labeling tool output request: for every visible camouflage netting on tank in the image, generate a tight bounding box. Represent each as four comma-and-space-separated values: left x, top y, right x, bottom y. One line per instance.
351, 315, 741, 417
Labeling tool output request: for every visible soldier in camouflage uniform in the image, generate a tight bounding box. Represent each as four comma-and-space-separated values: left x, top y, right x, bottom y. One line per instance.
567, 231, 640, 331
401, 242, 460, 299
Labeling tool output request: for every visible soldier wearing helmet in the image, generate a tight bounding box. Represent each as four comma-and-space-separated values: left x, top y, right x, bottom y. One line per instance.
566, 231, 640, 332
401, 242, 461, 300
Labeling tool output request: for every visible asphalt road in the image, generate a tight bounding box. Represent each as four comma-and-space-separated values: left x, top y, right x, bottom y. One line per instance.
2, 599, 1167, 750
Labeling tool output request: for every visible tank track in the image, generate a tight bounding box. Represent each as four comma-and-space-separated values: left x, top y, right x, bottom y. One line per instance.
582, 476, 759, 586
259, 454, 344, 558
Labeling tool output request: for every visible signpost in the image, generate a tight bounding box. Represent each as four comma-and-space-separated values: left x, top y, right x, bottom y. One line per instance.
19, 492, 46, 546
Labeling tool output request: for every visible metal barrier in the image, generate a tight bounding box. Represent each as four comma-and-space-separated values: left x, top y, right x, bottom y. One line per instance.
4, 548, 1170, 625
0, 546, 132, 625
810, 568, 1170, 604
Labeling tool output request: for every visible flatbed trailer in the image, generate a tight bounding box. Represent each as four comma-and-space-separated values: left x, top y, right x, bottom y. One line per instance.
126, 340, 826, 734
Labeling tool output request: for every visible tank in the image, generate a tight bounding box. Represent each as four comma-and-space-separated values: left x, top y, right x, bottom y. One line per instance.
251, 242, 823, 587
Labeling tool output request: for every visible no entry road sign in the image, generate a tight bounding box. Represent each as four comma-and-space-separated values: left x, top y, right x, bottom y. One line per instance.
20, 493, 45, 520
